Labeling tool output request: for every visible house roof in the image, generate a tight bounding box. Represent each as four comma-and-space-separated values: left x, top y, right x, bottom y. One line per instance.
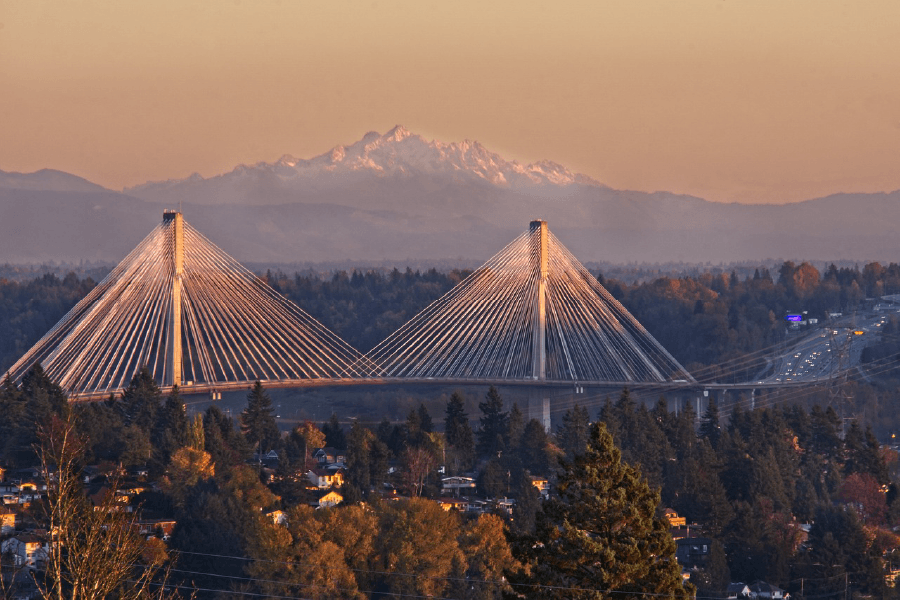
750, 581, 784, 593
315, 489, 343, 499
309, 467, 343, 477
11, 533, 44, 544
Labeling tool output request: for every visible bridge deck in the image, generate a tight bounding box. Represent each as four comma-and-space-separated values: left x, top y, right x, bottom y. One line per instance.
65, 376, 830, 402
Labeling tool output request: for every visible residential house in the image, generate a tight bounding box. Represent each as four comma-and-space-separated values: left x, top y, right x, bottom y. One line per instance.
313, 489, 343, 508
0, 505, 16, 534
252, 449, 281, 468
136, 518, 177, 540
675, 537, 711, 568
749, 581, 788, 599
88, 486, 131, 512
664, 508, 686, 527
726, 583, 751, 599
441, 476, 476, 497
436, 497, 469, 511
2, 534, 48, 569
313, 447, 345, 466
530, 476, 550, 499
307, 468, 344, 489
13, 468, 41, 482
266, 509, 287, 526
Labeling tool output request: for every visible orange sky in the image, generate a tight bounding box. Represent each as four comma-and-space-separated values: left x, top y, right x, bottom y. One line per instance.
1, 0, 899, 204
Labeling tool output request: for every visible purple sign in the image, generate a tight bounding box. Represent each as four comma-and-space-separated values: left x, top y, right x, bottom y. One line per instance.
786, 314, 803, 322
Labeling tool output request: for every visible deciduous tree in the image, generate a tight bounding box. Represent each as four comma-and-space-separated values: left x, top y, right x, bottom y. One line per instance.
36, 414, 174, 600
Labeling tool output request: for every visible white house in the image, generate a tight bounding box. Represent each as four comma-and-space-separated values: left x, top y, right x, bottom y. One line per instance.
2, 534, 48, 569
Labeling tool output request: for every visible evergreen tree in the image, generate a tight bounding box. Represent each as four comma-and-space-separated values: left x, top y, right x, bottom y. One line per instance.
477, 387, 507, 458
625, 404, 671, 491
152, 386, 189, 471
21, 363, 69, 421
445, 392, 475, 473
404, 406, 428, 448
668, 399, 696, 460
368, 437, 390, 489
512, 422, 691, 599
321, 413, 347, 451
479, 458, 509, 498
417, 402, 434, 433
0, 372, 28, 464
241, 381, 280, 455
556, 404, 590, 461
795, 504, 884, 597
445, 392, 470, 447
844, 421, 889, 483
346, 421, 372, 496
506, 403, 525, 452
613, 387, 637, 447
520, 419, 552, 475
120, 366, 160, 430
699, 396, 721, 449
511, 475, 542, 536
691, 540, 731, 597
808, 405, 842, 460
204, 405, 250, 468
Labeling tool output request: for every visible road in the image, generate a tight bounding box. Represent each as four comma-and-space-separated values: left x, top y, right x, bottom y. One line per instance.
756, 312, 893, 385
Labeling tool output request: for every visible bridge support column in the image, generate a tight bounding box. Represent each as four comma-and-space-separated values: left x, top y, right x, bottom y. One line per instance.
165, 210, 183, 387
528, 395, 551, 432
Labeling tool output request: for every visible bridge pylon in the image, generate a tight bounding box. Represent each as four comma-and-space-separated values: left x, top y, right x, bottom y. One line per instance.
368, 220, 694, 387
531, 219, 548, 381
8, 211, 371, 399
164, 210, 184, 387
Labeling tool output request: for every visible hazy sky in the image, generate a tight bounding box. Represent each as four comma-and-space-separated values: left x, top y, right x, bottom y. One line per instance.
2, 0, 899, 204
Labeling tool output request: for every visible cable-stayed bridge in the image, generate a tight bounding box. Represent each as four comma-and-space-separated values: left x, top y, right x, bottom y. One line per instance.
9, 212, 695, 403
7, 211, 375, 400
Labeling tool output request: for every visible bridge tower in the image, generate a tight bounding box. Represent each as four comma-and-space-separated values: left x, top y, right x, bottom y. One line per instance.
164, 210, 183, 387
8, 210, 369, 399
530, 220, 551, 429
531, 219, 548, 381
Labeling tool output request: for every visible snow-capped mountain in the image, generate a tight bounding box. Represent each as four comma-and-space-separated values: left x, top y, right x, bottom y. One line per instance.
269, 124, 600, 187
126, 126, 601, 204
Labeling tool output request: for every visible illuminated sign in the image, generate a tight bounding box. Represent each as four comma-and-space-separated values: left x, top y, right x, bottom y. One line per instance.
786, 314, 803, 322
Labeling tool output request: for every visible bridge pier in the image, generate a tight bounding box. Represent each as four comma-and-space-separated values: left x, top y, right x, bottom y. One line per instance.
528, 395, 551, 431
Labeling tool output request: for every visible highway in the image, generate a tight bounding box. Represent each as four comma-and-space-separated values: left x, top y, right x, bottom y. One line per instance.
757, 312, 893, 385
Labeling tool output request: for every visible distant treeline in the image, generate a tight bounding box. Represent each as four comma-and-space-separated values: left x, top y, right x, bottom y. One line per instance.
0, 272, 99, 373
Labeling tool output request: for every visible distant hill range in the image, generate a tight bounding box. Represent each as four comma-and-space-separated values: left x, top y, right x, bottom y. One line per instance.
3, 125, 899, 266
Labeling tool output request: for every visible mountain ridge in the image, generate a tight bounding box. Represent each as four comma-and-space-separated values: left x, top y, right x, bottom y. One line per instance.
2, 127, 900, 265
